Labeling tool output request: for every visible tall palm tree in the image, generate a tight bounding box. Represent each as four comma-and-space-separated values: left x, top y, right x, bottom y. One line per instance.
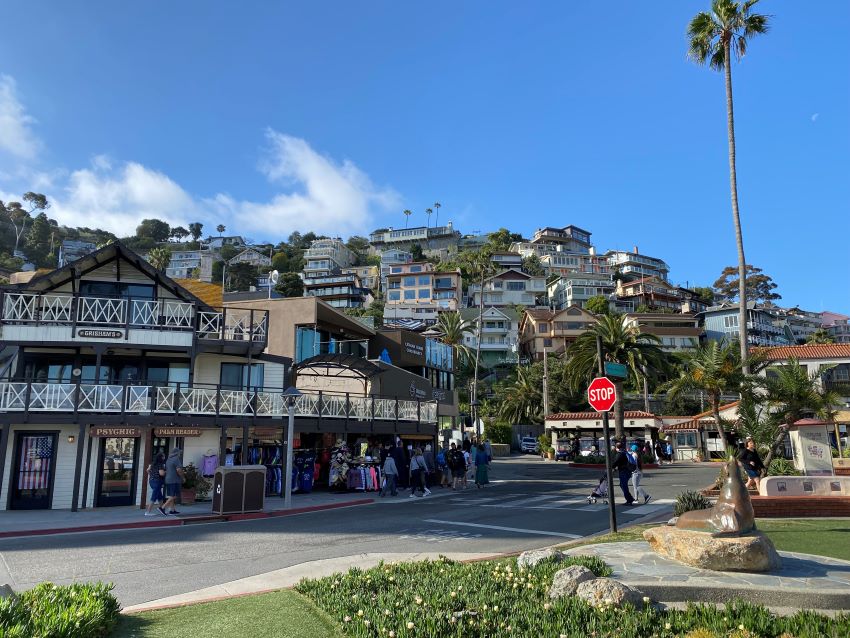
433, 201, 441, 228
469, 250, 497, 434
499, 365, 543, 424
425, 207, 433, 228
403, 209, 412, 228
662, 339, 745, 451
216, 224, 226, 236
565, 314, 667, 438
760, 358, 841, 466
435, 311, 473, 362
687, 0, 769, 375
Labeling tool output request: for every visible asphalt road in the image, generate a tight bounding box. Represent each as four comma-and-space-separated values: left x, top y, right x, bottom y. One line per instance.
0, 456, 716, 606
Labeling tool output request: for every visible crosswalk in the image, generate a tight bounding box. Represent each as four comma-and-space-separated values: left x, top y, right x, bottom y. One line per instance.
445, 491, 674, 517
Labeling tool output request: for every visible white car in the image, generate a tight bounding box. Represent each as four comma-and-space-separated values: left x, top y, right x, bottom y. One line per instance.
520, 436, 539, 454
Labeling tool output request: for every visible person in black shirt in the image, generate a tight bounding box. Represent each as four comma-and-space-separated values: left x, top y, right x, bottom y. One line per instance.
740, 438, 765, 490
612, 441, 635, 505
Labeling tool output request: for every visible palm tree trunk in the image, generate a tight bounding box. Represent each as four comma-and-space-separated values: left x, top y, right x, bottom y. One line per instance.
723, 40, 750, 375
614, 379, 625, 440
472, 269, 485, 437
643, 376, 650, 414
711, 393, 729, 454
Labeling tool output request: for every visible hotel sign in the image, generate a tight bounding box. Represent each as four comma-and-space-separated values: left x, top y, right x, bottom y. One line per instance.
78, 329, 125, 339
154, 427, 203, 437
91, 426, 142, 438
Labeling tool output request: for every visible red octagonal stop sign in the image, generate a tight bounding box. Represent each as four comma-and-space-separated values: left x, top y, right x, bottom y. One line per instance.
587, 376, 617, 412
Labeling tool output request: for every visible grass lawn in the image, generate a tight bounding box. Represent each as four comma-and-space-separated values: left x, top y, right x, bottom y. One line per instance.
114, 589, 340, 638
756, 518, 850, 561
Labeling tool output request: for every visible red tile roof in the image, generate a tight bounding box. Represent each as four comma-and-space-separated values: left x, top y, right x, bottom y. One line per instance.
755, 344, 850, 361
663, 419, 714, 431
547, 411, 659, 420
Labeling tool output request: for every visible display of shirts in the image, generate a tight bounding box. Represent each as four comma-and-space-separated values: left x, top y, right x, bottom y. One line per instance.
201, 454, 219, 476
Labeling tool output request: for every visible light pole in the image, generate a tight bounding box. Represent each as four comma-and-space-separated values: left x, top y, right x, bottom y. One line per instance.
283, 386, 302, 509
470, 399, 480, 440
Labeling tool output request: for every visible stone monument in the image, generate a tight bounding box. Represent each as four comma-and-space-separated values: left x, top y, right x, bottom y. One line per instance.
644, 457, 781, 571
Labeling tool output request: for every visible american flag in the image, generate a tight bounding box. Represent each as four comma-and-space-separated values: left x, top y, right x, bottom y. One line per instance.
18, 436, 53, 490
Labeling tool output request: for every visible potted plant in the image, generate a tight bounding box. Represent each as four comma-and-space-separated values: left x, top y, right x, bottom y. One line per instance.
181, 463, 212, 505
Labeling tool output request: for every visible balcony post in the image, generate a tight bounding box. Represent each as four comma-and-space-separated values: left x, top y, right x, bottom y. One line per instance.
317, 390, 323, 429
70, 421, 87, 512
73, 377, 81, 421
215, 383, 221, 418
395, 396, 399, 430
370, 395, 375, 427
175, 382, 181, 417
221, 307, 226, 340
249, 309, 254, 342
345, 392, 350, 429
121, 380, 128, 420
23, 380, 32, 422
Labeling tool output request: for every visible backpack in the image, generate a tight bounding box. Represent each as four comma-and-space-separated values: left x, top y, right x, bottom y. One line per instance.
626, 452, 638, 473
436, 450, 446, 466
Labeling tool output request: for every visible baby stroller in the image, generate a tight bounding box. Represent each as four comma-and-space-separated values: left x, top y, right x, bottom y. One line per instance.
587, 473, 609, 504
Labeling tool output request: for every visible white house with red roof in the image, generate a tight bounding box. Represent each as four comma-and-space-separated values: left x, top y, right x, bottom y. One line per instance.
660, 401, 741, 461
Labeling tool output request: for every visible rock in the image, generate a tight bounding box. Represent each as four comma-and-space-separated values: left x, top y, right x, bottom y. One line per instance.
517, 548, 565, 569
0, 584, 14, 600
575, 578, 643, 608
643, 526, 782, 572
548, 565, 596, 599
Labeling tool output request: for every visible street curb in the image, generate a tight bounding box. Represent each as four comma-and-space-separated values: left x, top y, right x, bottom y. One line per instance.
0, 498, 375, 539
569, 463, 661, 470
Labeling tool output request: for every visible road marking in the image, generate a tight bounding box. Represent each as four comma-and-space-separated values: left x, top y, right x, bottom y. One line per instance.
398, 528, 483, 543
423, 519, 582, 539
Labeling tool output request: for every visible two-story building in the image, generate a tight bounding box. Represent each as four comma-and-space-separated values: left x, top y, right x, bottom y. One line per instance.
606, 248, 670, 282
822, 312, 850, 344
703, 302, 790, 347
369, 223, 461, 254
754, 344, 850, 403
303, 238, 356, 278
623, 313, 703, 351
383, 263, 462, 324
303, 273, 373, 309
518, 305, 597, 361
341, 265, 379, 292
204, 235, 246, 250
460, 307, 520, 368
547, 272, 615, 310
467, 269, 547, 307
228, 247, 272, 270
163, 250, 203, 279
615, 277, 684, 312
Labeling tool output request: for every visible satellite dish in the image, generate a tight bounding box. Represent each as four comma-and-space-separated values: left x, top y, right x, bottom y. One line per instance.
269, 270, 280, 285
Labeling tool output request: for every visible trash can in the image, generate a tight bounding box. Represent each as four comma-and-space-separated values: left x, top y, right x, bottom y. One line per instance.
212, 465, 267, 514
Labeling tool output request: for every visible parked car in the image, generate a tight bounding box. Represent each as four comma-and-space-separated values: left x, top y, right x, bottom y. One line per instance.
520, 436, 539, 454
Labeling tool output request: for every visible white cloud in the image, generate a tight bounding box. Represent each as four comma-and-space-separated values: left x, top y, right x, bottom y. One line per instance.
0, 75, 42, 160
207, 130, 400, 237
811, 113, 819, 123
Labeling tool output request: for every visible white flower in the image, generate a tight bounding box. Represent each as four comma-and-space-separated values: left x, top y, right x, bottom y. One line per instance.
450, 591, 457, 598
407, 621, 415, 629
384, 609, 391, 616
415, 596, 423, 605
389, 632, 396, 638
449, 616, 457, 624
357, 610, 364, 617
344, 616, 351, 622
543, 603, 551, 611
493, 605, 499, 612
665, 623, 672, 630
739, 625, 745, 631
642, 596, 651, 604
364, 620, 371, 627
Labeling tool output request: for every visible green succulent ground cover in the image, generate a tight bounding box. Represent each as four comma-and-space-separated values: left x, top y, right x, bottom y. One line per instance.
295, 556, 850, 638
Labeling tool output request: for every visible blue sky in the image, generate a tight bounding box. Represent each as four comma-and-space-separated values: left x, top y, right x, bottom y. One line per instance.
0, 1, 848, 312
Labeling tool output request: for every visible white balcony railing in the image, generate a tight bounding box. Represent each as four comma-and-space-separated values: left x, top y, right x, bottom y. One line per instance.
0, 381, 438, 423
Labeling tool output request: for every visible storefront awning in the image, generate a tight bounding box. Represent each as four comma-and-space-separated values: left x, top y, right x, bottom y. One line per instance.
295, 354, 384, 380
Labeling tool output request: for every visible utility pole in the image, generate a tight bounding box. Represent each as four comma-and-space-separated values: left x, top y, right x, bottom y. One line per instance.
596, 334, 618, 534
542, 348, 550, 419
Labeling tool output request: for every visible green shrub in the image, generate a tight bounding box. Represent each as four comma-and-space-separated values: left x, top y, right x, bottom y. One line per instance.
0, 582, 120, 638
674, 490, 712, 517
483, 422, 512, 445
296, 557, 850, 637
581, 454, 606, 464
537, 434, 552, 454
767, 458, 801, 476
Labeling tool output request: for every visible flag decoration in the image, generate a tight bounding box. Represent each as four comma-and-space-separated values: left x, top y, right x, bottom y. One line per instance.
17, 435, 53, 491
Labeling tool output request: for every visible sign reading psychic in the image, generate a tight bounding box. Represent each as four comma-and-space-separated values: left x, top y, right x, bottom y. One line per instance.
91, 426, 142, 438
154, 427, 203, 437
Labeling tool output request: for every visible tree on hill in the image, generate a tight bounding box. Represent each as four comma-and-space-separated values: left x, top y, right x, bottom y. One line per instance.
25, 212, 54, 267
692, 286, 715, 305
188, 222, 204, 241
410, 243, 424, 262
487, 228, 523, 251
346, 235, 370, 265
1, 192, 50, 254
148, 246, 172, 271
274, 272, 304, 298
216, 224, 226, 236
713, 265, 780, 303
688, 0, 770, 374
521, 254, 545, 276
585, 295, 610, 316
170, 226, 189, 242
136, 218, 171, 243
227, 263, 259, 292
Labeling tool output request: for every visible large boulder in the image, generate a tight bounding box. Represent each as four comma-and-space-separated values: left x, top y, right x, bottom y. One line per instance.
575, 578, 642, 608
0, 584, 14, 600
549, 565, 595, 599
517, 548, 565, 569
643, 526, 781, 572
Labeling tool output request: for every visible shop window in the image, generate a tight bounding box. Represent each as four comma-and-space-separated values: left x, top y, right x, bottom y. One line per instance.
675, 432, 698, 448
221, 363, 265, 390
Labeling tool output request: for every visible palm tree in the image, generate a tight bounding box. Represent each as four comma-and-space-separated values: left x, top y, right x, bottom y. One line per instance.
433, 201, 441, 228
760, 358, 841, 466
565, 314, 667, 439
662, 339, 745, 451
216, 224, 226, 236
469, 249, 498, 434
687, 0, 769, 374
806, 328, 834, 345
148, 246, 172, 271
499, 365, 543, 424
425, 207, 433, 228
435, 311, 473, 362
403, 209, 412, 228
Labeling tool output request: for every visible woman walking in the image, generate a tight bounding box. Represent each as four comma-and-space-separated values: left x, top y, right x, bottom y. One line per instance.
409, 448, 431, 498
144, 452, 167, 516
740, 438, 765, 491
474, 443, 489, 488
628, 444, 651, 504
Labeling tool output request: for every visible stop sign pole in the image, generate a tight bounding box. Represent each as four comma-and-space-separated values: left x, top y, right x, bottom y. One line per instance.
594, 335, 618, 533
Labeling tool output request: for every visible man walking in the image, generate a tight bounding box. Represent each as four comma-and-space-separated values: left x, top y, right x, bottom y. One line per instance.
381, 451, 398, 497
628, 444, 651, 504
612, 441, 635, 506
162, 448, 184, 515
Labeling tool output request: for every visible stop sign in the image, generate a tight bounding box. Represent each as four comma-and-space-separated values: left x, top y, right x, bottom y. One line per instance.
587, 376, 617, 412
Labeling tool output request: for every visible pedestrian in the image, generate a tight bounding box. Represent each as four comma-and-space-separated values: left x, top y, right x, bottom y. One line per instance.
484, 439, 492, 464
462, 437, 471, 453
381, 452, 399, 496
423, 444, 436, 489
436, 445, 449, 487
409, 448, 430, 497
145, 452, 167, 516
475, 443, 489, 488
612, 441, 635, 505
628, 444, 651, 504
162, 448, 184, 515
462, 446, 471, 489
451, 444, 467, 490
740, 437, 765, 491
391, 443, 408, 490
664, 439, 674, 464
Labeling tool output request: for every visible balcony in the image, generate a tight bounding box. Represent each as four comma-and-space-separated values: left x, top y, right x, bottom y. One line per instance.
0, 381, 438, 423
0, 292, 268, 349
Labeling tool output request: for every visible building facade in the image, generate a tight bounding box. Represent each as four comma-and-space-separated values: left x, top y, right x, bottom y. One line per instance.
467, 269, 547, 307
57, 240, 97, 268
229, 247, 272, 270
623, 313, 703, 351
303, 238, 356, 278
164, 250, 202, 279
369, 223, 461, 254
383, 263, 461, 324
703, 302, 790, 347
606, 248, 670, 281
303, 273, 372, 309
518, 305, 597, 361
547, 272, 615, 310
460, 307, 520, 368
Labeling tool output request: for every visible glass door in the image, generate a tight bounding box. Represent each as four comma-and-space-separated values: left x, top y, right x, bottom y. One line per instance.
10, 433, 57, 510
96, 437, 140, 507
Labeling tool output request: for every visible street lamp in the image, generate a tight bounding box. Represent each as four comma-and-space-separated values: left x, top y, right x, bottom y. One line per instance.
282, 386, 302, 509
470, 399, 480, 440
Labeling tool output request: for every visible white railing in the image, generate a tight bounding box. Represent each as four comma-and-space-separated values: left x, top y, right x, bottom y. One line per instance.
0, 381, 438, 423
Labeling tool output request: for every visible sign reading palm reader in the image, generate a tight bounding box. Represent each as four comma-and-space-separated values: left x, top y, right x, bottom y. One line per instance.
587, 377, 617, 412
